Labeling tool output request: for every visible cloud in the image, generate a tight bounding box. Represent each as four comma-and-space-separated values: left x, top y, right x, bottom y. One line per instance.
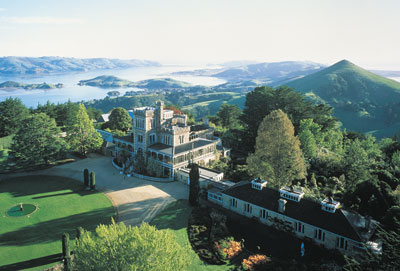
0, 16, 83, 25
0, 8, 6, 12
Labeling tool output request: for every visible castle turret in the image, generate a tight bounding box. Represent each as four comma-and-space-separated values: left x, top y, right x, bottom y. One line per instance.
155, 100, 164, 128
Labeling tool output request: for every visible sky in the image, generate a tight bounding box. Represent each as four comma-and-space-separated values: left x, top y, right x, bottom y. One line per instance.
0, 0, 399, 69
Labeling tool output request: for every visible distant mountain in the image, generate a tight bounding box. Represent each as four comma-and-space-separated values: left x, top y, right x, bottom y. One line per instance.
78, 76, 193, 90
0, 80, 63, 90
0, 56, 160, 76
287, 60, 400, 137
171, 61, 325, 84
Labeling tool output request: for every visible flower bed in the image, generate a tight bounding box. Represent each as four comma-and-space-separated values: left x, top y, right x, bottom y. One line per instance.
213, 237, 243, 262
187, 207, 224, 265
241, 254, 270, 270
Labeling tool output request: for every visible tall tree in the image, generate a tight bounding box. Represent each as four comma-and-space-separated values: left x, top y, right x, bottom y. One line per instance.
189, 164, 200, 206
247, 110, 306, 188
0, 97, 29, 137
73, 220, 192, 271
240, 86, 336, 152
11, 113, 67, 166
217, 103, 242, 128
66, 104, 102, 155
86, 106, 103, 121
107, 107, 132, 132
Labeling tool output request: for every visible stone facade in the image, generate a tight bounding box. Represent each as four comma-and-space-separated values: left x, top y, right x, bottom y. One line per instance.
115, 100, 218, 177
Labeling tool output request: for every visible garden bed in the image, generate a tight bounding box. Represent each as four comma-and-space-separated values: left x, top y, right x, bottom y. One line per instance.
188, 207, 224, 265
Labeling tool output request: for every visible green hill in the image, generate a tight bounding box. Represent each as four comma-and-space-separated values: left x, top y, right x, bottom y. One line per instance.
0, 81, 63, 90
78, 76, 192, 89
132, 78, 192, 89
287, 60, 400, 137
78, 75, 133, 88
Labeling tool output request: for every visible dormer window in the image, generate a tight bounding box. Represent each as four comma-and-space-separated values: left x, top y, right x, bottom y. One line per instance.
321, 198, 340, 213
251, 179, 267, 191
279, 186, 304, 202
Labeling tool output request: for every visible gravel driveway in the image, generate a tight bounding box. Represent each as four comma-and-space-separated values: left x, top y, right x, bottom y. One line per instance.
1, 154, 189, 226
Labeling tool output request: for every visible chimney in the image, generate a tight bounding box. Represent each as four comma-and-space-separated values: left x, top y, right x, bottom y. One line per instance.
278, 199, 287, 213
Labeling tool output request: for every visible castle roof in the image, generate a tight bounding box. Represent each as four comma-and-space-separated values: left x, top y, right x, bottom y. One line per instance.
223, 182, 378, 242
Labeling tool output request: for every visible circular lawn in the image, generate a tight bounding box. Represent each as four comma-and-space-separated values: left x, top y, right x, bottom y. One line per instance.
0, 175, 115, 269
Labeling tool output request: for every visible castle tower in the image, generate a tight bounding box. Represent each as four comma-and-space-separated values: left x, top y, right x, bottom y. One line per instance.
155, 100, 164, 128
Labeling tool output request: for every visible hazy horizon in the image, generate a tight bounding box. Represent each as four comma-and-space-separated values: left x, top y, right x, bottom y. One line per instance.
0, 0, 399, 70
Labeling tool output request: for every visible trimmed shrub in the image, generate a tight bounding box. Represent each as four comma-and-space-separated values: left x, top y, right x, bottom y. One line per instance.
84, 168, 89, 187
90, 171, 96, 190
65, 256, 73, 271
62, 232, 70, 258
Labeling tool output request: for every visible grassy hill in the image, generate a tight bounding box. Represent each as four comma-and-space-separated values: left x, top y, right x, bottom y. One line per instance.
78, 76, 193, 89
0, 81, 63, 90
78, 75, 133, 88
132, 78, 193, 89
287, 60, 400, 137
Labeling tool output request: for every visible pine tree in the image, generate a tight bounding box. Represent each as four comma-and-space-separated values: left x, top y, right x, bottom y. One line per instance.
189, 164, 200, 206
66, 104, 103, 155
0, 97, 29, 137
90, 171, 96, 190
84, 168, 89, 187
62, 232, 70, 258
11, 113, 67, 166
247, 109, 306, 188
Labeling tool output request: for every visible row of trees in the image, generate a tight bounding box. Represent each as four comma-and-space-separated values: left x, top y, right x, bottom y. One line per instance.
0, 98, 103, 167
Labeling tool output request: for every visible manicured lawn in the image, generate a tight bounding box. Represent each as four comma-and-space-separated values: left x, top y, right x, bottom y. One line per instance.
0, 175, 115, 270
150, 200, 233, 271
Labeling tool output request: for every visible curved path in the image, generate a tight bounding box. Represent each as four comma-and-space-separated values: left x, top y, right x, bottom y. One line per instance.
0, 154, 189, 226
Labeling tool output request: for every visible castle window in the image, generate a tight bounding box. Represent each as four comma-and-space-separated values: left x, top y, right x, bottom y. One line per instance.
244, 203, 252, 214
137, 135, 143, 143
230, 198, 237, 208
295, 222, 305, 233
135, 118, 145, 129
179, 135, 185, 144
315, 229, 325, 241
337, 237, 348, 250
149, 134, 156, 144
260, 209, 268, 219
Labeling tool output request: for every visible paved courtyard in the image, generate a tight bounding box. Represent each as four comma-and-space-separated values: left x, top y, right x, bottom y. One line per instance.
0, 154, 189, 226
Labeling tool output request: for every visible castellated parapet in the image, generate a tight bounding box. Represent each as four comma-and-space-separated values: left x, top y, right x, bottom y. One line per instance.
134, 107, 155, 117
160, 126, 190, 135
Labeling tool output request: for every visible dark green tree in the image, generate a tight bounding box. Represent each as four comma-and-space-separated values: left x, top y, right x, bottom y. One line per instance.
84, 168, 89, 187
344, 227, 400, 271
189, 164, 200, 206
62, 232, 71, 258
62, 232, 72, 271
86, 106, 103, 121
11, 113, 67, 166
0, 97, 29, 137
217, 103, 242, 128
90, 171, 96, 190
108, 107, 132, 132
